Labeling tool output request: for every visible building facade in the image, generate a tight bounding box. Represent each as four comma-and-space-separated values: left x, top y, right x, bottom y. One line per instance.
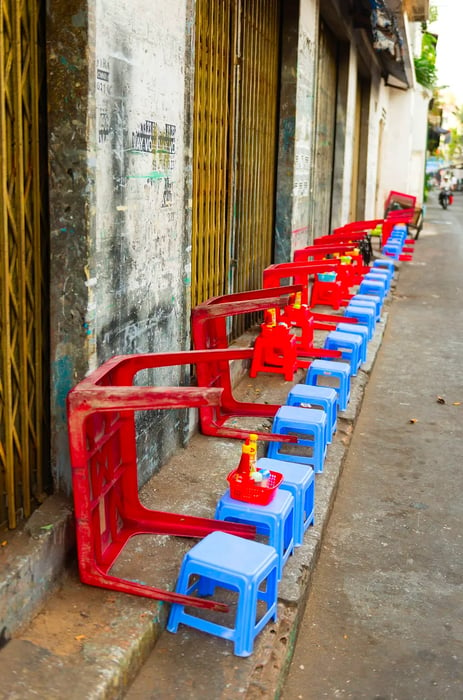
0, 0, 429, 529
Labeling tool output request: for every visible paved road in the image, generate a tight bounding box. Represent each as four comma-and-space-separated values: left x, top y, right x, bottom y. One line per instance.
281, 192, 463, 699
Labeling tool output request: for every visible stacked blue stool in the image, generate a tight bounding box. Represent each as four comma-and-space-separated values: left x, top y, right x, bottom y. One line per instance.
257, 457, 315, 547
323, 330, 363, 376
286, 383, 337, 443
167, 530, 279, 656
214, 488, 295, 580
305, 359, 351, 411
335, 322, 368, 363
266, 405, 328, 473
344, 302, 376, 340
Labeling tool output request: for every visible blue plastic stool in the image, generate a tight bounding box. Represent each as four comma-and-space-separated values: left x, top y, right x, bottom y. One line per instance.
373, 259, 395, 277
363, 272, 390, 294
350, 293, 382, 321
323, 330, 363, 376
335, 322, 368, 363
214, 488, 295, 580
382, 243, 401, 259
358, 279, 386, 303
344, 303, 375, 340
267, 405, 328, 473
257, 457, 315, 547
362, 270, 390, 295
348, 298, 379, 325
305, 359, 351, 411
286, 383, 337, 443
166, 531, 279, 657
365, 268, 391, 292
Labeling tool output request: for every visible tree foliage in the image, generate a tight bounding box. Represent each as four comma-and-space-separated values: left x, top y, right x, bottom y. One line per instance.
414, 32, 437, 89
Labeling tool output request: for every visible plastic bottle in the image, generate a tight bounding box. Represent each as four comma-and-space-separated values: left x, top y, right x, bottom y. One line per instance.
264, 308, 277, 326
235, 441, 252, 482
291, 291, 302, 309
248, 433, 258, 476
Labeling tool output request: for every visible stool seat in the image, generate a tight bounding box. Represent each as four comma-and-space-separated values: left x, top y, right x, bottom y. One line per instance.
286, 384, 337, 443
335, 322, 368, 363
167, 531, 279, 657
305, 359, 351, 411
257, 457, 315, 546
215, 488, 295, 580
323, 330, 363, 376
267, 405, 328, 473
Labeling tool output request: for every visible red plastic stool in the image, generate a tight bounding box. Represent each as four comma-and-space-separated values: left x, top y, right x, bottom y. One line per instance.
249, 315, 298, 381
279, 294, 342, 360
310, 274, 349, 310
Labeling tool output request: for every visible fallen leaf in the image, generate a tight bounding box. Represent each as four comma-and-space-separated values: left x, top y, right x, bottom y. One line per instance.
75, 634, 86, 641
1, 541, 7, 547
409, 418, 418, 424
436, 396, 446, 404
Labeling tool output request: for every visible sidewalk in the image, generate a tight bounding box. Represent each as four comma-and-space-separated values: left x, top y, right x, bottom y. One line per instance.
1, 256, 392, 700
281, 196, 463, 697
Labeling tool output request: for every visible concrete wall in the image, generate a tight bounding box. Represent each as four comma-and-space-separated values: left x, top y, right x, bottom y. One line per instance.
48, 0, 194, 492
377, 81, 429, 213
275, 0, 318, 263
48, 0, 92, 494
374, 16, 429, 213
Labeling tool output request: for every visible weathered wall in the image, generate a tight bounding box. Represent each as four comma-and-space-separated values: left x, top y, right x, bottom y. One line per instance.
291, 0, 318, 254
380, 85, 429, 207
275, 0, 318, 264
48, 0, 91, 494
331, 43, 352, 230
48, 0, 194, 492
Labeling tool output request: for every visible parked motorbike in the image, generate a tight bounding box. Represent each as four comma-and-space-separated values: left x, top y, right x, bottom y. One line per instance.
439, 187, 453, 210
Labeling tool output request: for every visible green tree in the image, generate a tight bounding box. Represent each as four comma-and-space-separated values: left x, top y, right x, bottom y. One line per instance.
414, 31, 437, 89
